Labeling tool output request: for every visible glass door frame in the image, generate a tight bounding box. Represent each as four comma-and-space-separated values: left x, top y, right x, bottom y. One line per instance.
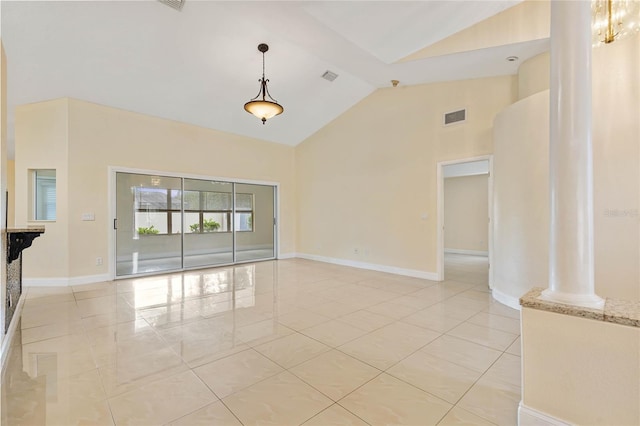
109, 166, 279, 280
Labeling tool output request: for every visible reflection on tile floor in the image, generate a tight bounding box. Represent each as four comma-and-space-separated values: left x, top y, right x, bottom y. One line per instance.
1, 254, 521, 425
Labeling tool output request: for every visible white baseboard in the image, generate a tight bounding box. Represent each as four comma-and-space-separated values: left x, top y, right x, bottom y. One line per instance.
492, 288, 522, 311
295, 253, 439, 281
518, 402, 572, 426
1, 294, 26, 374
23, 273, 111, 287
445, 248, 489, 256
277, 252, 297, 260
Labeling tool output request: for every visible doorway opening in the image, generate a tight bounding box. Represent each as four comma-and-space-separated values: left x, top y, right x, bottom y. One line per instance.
437, 156, 492, 287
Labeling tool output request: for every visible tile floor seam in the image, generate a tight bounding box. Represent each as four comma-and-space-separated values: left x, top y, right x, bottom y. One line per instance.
286, 349, 385, 400
480, 308, 522, 321
417, 340, 501, 374
164, 394, 216, 426
192, 347, 285, 400
443, 322, 519, 352
217, 397, 247, 426
104, 394, 118, 426
376, 354, 460, 407
333, 371, 446, 426
299, 403, 372, 426
450, 351, 520, 424
251, 330, 332, 370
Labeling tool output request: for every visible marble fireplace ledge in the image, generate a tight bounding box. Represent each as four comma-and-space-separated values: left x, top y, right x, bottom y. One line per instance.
520, 287, 640, 328
5, 226, 46, 233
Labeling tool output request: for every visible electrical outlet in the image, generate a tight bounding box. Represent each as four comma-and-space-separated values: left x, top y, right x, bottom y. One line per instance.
96, 257, 103, 266
353, 248, 359, 255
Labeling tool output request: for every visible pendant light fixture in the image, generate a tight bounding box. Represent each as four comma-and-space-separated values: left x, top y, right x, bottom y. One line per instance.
592, 0, 640, 46
244, 43, 284, 124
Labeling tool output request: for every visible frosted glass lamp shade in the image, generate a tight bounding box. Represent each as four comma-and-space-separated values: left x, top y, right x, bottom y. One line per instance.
244, 100, 284, 123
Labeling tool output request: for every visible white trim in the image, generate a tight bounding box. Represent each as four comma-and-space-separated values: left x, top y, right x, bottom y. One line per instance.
108, 166, 280, 187
108, 167, 116, 281
296, 253, 439, 281
437, 155, 494, 286
518, 402, 572, 426
1, 294, 26, 374
23, 273, 111, 287
444, 248, 488, 256
492, 288, 522, 311
277, 252, 297, 260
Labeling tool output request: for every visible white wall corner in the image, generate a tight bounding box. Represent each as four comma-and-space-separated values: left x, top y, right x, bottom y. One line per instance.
518, 402, 573, 426
295, 253, 439, 281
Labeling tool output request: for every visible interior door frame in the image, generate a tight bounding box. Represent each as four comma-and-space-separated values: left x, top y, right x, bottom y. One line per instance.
108, 166, 280, 280
436, 155, 493, 287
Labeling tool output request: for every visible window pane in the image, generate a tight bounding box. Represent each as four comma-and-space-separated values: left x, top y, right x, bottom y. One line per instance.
170, 189, 182, 210
235, 212, 253, 231
183, 190, 199, 210
204, 212, 229, 232
204, 192, 231, 210
34, 170, 56, 220
185, 212, 200, 233
171, 212, 182, 234
235, 193, 253, 211
135, 188, 168, 210
135, 212, 168, 234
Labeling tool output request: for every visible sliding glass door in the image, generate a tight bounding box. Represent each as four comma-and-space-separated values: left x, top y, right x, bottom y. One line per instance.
115, 172, 276, 277
183, 179, 234, 268
115, 173, 183, 276
235, 183, 275, 262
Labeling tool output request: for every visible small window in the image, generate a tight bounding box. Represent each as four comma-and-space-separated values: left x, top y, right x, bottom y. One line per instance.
33, 170, 56, 221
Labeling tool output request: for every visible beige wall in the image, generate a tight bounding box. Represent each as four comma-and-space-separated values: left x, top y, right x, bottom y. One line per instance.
444, 174, 488, 253
517, 52, 550, 100
592, 34, 640, 302
15, 98, 295, 280
296, 76, 515, 274
7, 160, 14, 227
15, 99, 71, 279
521, 308, 640, 425
1, 41, 7, 345
493, 34, 640, 302
493, 91, 550, 306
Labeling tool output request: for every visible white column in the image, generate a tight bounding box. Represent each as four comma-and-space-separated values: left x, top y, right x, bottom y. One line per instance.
541, 0, 604, 308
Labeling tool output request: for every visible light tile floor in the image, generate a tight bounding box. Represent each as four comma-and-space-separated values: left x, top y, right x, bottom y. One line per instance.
1, 254, 521, 425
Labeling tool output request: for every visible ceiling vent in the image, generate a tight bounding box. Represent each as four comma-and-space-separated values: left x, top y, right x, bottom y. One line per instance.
321, 70, 339, 82
158, 0, 185, 11
443, 108, 467, 126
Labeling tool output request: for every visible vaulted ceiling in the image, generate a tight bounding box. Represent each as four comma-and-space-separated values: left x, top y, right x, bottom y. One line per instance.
1, 1, 550, 157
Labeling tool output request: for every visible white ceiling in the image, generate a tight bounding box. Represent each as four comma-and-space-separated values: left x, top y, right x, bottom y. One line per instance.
0, 1, 549, 157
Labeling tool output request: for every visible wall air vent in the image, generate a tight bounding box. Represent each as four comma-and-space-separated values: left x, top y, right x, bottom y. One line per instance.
321, 70, 339, 82
158, 0, 185, 11
443, 108, 467, 126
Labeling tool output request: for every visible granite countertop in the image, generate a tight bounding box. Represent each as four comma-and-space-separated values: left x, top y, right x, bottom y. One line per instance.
6, 226, 46, 233
520, 287, 640, 328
